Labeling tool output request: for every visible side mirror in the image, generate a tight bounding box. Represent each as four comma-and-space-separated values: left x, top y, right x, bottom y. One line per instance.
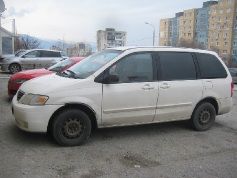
104, 74, 119, 84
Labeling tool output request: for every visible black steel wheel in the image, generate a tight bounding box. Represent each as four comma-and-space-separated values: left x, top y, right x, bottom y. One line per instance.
52, 109, 91, 146
191, 102, 216, 131
9, 63, 21, 74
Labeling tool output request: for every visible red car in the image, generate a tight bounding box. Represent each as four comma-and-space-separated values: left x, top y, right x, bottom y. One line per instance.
8, 57, 84, 97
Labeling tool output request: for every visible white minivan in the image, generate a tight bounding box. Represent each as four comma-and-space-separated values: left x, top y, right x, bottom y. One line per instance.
12, 47, 234, 146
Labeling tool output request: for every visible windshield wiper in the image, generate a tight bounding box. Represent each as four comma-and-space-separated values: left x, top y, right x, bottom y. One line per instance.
66, 69, 77, 78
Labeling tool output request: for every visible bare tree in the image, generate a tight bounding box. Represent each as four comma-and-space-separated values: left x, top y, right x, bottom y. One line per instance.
14, 35, 41, 51
178, 38, 206, 50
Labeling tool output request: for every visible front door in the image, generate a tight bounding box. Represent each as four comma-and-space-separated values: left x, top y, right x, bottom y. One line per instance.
101, 52, 159, 126
20, 50, 41, 70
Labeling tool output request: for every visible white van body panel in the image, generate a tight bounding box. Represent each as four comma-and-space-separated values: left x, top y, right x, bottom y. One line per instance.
154, 80, 204, 122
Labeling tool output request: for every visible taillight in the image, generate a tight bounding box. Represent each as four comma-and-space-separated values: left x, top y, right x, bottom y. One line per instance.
231, 81, 234, 97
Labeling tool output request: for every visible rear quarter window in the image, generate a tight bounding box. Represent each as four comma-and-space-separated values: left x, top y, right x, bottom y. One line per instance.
195, 53, 227, 79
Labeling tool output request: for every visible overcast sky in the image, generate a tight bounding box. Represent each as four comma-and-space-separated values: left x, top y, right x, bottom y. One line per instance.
2, 0, 206, 46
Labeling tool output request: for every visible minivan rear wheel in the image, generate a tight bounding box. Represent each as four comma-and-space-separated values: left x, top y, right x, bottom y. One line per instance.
9, 63, 21, 74
51, 109, 91, 146
191, 102, 216, 131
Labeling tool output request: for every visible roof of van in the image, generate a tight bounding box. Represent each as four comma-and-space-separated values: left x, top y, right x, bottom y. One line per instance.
108, 46, 217, 55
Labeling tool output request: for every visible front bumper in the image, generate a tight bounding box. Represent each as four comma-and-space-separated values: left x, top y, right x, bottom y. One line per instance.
12, 95, 63, 132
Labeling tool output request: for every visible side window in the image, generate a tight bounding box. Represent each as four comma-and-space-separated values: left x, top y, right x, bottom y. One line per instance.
108, 52, 155, 83
51, 51, 61, 57
159, 52, 197, 80
24, 50, 40, 58
41, 51, 51, 57
195, 53, 227, 78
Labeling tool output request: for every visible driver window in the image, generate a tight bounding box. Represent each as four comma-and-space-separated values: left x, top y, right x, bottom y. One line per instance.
109, 52, 154, 83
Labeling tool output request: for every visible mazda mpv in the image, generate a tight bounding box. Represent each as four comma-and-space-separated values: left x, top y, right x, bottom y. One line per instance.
12, 47, 234, 146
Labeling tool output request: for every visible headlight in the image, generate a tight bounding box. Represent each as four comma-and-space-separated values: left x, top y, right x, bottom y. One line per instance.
21, 94, 49, 105
13, 79, 29, 84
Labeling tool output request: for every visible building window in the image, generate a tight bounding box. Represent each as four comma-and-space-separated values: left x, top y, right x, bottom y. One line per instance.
188, 33, 192, 37
212, 24, 216, 28
223, 50, 227, 54
227, 0, 232, 4
234, 41, 237, 46
224, 42, 228, 46
226, 8, 231, 13
219, 26, 222, 30
220, 2, 223, 6
226, 17, 230, 21
213, 9, 216, 13
233, 50, 237, 55
223, 33, 228, 38
219, 18, 222, 22
217, 42, 221, 46
224, 24, 229, 29
220, 10, 223, 14
211, 39, 214, 43
217, 33, 221, 38
212, 16, 216, 20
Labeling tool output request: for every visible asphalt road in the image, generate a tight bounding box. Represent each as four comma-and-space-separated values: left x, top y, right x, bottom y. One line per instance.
0, 77, 237, 178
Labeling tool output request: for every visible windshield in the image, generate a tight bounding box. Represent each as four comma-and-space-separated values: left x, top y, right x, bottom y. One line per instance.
15, 50, 27, 57
58, 49, 123, 79
48, 58, 74, 72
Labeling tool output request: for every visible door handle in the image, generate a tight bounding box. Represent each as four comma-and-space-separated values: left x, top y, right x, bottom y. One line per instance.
160, 83, 170, 89
141, 84, 154, 90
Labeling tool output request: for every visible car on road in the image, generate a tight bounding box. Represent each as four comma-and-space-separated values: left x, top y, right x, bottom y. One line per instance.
12, 47, 234, 146
228, 68, 237, 83
8, 57, 84, 96
0, 49, 68, 74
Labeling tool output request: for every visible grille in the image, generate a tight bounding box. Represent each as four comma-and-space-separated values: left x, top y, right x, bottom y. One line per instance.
17, 90, 25, 101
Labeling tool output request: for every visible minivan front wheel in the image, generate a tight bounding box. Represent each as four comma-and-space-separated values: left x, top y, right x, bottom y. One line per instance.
52, 109, 91, 146
9, 63, 21, 74
191, 102, 216, 131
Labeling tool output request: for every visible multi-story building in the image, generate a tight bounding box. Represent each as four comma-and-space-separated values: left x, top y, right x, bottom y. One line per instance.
208, 0, 237, 64
97, 28, 126, 51
159, 0, 237, 65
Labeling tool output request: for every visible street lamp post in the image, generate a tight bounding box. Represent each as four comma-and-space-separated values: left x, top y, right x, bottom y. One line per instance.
145, 22, 155, 46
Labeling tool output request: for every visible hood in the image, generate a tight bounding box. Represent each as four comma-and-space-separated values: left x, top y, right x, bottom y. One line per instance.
20, 73, 92, 95
11, 68, 53, 80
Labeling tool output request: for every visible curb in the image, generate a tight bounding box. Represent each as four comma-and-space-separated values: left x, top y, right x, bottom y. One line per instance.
0, 77, 10, 79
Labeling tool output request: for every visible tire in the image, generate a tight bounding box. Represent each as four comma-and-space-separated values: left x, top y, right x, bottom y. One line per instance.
9, 63, 21, 74
51, 109, 91, 146
191, 102, 216, 131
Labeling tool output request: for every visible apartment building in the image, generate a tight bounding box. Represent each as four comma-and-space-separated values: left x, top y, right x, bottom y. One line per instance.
97, 28, 126, 51
159, 0, 237, 65
208, 0, 237, 63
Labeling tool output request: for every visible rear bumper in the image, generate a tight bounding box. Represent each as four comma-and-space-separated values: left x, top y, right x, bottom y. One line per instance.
218, 97, 233, 115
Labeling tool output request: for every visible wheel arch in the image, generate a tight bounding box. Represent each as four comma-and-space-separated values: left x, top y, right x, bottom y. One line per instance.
8, 62, 22, 71
193, 97, 219, 116
47, 103, 98, 133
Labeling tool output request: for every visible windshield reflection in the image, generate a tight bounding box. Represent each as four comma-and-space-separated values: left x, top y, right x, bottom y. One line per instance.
57, 49, 122, 79
48, 58, 74, 72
